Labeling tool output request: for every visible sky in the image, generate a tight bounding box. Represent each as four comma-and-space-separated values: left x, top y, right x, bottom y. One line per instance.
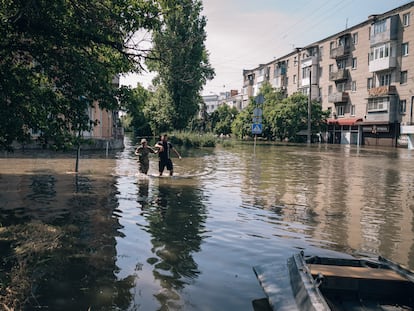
120, 0, 412, 95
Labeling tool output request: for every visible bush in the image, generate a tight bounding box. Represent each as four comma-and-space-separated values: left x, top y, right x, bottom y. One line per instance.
169, 131, 216, 147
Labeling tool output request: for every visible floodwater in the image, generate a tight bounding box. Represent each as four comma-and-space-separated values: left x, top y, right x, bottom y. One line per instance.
1, 135, 414, 310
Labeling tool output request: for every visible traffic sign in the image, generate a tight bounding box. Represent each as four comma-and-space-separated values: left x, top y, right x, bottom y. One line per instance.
252, 116, 262, 123
252, 123, 262, 134
255, 94, 264, 104
253, 107, 263, 117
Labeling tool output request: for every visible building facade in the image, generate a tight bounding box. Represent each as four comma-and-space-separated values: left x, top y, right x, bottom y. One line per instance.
242, 1, 414, 148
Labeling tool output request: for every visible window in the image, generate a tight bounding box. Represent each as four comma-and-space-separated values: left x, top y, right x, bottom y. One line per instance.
337, 59, 346, 69
330, 41, 335, 50
337, 83, 346, 92
285, 77, 289, 86
400, 100, 407, 114
351, 105, 356, 116
319, 46, 324, 60
351, 81, 357, 92
293, 75, 297, 84
337, 105, 345, 116
373, 20, 386, 34
328, 85, 333, 95
402, 42, 409, 56
294, 56, 297, 66
403, 13, 410, 27
352, 57, 357, 69
367, 77, 374, 89
353, 32, 358, 45
329, 64, 334, 73
379, 73, 391, 86
401, 71, 408, 84
367, 98, 389, 112
302, 67, 310, 78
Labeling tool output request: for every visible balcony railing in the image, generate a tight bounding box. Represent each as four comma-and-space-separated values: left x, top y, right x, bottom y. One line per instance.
368, 85, 397, 97
329, 69, 349, 82
330, 45, 350, 59
328, 92, 349, 103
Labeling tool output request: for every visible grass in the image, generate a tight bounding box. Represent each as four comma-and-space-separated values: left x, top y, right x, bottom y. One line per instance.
169, 131, 216, 147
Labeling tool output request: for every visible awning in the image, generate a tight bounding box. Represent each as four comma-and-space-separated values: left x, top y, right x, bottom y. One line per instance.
327, 118, 363, 126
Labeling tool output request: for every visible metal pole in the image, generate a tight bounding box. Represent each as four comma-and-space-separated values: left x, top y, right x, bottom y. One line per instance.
254, 134, 257, 155
307, 68, 312, 145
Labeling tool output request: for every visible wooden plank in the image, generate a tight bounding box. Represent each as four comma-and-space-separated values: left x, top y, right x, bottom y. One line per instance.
309, 264, 408, 281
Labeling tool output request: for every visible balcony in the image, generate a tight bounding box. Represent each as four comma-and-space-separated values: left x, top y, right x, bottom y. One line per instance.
369, 56, 397, 72
370, 15, 399, 46
368, 85, 397, 97
328, 92, 349, 103
300, 56, 318, 69
329, 69, 349, 82
330, 45, 350, 59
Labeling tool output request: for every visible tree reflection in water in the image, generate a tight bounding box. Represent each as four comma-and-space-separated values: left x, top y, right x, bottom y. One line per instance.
141, 181, 207, 309
0, 172, 135, 310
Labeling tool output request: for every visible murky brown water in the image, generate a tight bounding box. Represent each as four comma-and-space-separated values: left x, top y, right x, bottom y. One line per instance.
1, 136, 414, 310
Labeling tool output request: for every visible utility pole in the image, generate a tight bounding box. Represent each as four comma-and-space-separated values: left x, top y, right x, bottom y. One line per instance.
307, 68, 312, 145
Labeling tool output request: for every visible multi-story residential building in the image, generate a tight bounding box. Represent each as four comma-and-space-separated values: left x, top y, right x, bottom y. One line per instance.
202, 94, 220, 114
242, 1, 414, 148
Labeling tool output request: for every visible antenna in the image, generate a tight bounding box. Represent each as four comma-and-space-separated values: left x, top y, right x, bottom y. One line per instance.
345, 17, 348, 29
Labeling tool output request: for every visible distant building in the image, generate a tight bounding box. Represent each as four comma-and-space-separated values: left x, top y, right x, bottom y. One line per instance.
202, 94, 220, 114
242, 1, 414, 148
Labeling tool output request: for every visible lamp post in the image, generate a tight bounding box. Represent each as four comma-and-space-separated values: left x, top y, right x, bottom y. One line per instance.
307, 68, 312, 145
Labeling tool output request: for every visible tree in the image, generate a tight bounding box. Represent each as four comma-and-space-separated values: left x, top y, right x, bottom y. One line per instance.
267, 93, 329, 142
210, 104, 238, 135
121, 84, 152, 136
0, 0, 160, 151
231, 98, 255, 139
143, 84, 175, 135
147, 0, 215, 130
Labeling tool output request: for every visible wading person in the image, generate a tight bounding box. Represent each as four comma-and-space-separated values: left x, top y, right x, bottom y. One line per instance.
135, 138, 156, 174
155, 134, 182, 176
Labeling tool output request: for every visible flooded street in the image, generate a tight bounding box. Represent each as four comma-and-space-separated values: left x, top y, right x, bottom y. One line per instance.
1, 135, 414, 310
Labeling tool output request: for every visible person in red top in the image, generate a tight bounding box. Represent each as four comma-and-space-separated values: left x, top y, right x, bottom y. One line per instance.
155, 134, 181, 176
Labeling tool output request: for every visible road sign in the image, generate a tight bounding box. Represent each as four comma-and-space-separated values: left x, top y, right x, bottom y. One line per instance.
255, 94, 264, 104
252, 116, 262, 123
253, 107, 263, 117
252, 123, 262, 134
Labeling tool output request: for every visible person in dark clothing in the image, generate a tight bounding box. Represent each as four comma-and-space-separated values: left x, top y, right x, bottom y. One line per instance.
155, 134, 181, 176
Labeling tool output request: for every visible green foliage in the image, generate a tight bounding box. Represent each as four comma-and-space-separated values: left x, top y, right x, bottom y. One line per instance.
120, 84, 152, 136
230, 83, 329, 142
0, 0, 160, 150
143, 84, 175, 135
169, 131, 216, 147
210, 105, 238, 135
147, 0, 215, 130
231, 99, 255, 139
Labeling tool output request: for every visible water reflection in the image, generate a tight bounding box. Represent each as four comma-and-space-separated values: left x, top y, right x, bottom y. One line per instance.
1, 140, 414, 310
143, 182, 207, 309
0, 157, 135, 310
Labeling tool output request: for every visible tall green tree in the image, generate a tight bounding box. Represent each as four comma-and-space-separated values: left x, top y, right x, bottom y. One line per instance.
267, 93, 329, 142
143, 84, 175, 135
147, 0, 215, 130
210, 104, 238, 135
121, 84, 152, 136
0, 0, 159, 150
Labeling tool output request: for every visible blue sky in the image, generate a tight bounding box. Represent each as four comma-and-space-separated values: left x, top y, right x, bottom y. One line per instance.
120, 0, 412, 95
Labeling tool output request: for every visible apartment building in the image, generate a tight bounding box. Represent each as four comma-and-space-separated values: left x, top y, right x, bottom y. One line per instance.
242, 1, 414, 148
